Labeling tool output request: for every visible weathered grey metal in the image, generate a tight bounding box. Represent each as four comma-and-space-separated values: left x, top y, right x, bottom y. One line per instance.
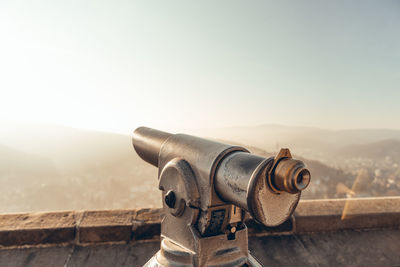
214, 150, 303, 227
132, 127, 311, 266
132, 127, 172, 167
144, 227, 262, 267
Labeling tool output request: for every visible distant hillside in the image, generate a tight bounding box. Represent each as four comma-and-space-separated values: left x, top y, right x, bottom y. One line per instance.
336, 139, 400, 161
193, 124, 400, 145
0, 123, 399, 213
192, 124, 400, 163
0, 144, 56, 176
0, 124, 159, 213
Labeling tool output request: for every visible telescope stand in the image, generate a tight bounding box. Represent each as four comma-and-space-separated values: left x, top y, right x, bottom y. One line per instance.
144, 226, 262, 267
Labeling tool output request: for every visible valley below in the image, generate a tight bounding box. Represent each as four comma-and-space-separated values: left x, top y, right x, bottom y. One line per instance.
1, 124, 399, 213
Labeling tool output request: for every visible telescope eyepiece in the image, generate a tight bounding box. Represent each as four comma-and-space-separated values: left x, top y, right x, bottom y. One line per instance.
295, 168, 311, 191
268, 149, 311, 194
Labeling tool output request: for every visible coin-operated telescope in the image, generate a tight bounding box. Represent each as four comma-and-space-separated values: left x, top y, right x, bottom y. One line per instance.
132, 127, 311, 267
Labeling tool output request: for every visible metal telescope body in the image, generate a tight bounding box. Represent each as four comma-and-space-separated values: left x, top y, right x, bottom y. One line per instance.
132, 127, 311, 267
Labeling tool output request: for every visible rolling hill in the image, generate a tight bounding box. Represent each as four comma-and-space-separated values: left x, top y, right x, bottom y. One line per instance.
0, 123, 399, 213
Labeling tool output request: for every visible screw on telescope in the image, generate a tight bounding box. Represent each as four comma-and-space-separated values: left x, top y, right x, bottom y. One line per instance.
165, 190, 176, 208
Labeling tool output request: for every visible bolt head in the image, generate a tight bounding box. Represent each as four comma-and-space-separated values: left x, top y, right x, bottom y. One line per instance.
164, 190, 176, 208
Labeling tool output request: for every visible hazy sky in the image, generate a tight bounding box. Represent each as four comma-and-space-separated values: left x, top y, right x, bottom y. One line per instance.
1, 1, 399, 134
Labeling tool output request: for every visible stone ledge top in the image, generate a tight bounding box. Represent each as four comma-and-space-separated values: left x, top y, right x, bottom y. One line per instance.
0, 197, 399, 248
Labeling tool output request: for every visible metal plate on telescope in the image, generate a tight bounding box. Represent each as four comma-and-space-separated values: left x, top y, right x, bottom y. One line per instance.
247, 159, 301, 227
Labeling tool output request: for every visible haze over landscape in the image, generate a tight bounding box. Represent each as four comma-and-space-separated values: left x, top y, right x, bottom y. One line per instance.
1, 123, 399, 213
1, 1, 399, 213
1, 1, 399, 133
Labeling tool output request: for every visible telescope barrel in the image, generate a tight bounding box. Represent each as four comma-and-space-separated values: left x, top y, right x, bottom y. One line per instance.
132, 127, 172, 167
132, 127, 310, 227
214, 152, 266, 211
214, 150, 310, 225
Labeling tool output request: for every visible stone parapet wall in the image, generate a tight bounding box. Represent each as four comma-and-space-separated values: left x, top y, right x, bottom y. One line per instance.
0, 197, 399, 248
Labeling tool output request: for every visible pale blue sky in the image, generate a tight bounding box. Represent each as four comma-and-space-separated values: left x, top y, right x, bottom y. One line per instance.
1, 1, 399, 133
